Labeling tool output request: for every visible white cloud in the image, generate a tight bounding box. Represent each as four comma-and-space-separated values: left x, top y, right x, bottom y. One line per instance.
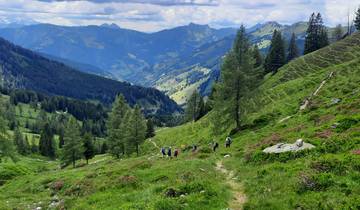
0, 0, 359, 31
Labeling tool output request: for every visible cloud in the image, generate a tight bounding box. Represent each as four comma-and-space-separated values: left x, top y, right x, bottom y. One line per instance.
0, 0, 359, 32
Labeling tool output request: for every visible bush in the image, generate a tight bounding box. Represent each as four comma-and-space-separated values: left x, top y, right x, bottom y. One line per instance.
154, 198, 182, 210
245, 149, 311, 163
297, 173, 334, 193
310, 156, 347, 175
198, 147, 212, 154
335, 118, 359, 133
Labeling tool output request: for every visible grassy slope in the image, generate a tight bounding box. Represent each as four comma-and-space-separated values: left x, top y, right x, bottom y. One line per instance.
0, 34, 359, 210
151, 33, 360, 209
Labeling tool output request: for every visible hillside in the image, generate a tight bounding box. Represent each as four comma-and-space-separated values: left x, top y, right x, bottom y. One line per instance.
0, 37, 180, 115
1, 32, 359, 210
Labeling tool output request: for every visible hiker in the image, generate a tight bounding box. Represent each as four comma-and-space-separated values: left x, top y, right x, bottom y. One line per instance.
167, 147, 172, 158
192, 144, 197, 152
225, 136, 232, 148
161, 147, 166, 157
213, 142, 219, 152
174, 149, 179, 158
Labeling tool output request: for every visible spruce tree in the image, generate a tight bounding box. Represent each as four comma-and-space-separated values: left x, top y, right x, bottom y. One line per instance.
30, 136, 38, 154
107, 94, 130, 158
145, 118, 155, 138
355, 7, 360, 31
0, 106, 16, 162
83, 133, 95, 164
185, 91, 202, 122
61, 117, 83, 168
332, 24, 344, 41
126, 105, 146, 156
264, 30, 286, 74
252, 45, 263, 68
304, 13, 328, 54
39, 122, 56, 159
212, 25, 258, 132
14, 128, 27, 155
287, 33, 299, 62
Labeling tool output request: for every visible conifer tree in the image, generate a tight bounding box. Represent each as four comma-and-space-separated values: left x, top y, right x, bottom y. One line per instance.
185, 90, 202, 122
107, 94, 130, 158
264, 30, 286, 74
39, 122, 56, 159
30, 136, 38, 154
100, 142, 108, 154
58, 127, 65, 148
287, 33, 299, 62
252, 45, 263, 68
304, 13, 329, 54
333, 24, 344, 41
126, 105, 146, 156
61, 117, 83, 168
83, 133, 95, 164
145, 118, 155, 138
355, 7, 360, 31
14, 128, 27, 155
0, 106, 16, 162
213, 25, 258, 132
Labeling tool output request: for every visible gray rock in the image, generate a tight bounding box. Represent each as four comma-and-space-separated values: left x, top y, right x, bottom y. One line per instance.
331, 123, 340, 129
330, 98, 341, 105
263, 140, 315, 153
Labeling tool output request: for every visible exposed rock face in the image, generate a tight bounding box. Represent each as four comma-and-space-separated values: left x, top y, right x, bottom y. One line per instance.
263, 139, 315, 153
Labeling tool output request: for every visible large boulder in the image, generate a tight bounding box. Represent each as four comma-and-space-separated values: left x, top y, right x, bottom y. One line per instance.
263, 139, 315, 153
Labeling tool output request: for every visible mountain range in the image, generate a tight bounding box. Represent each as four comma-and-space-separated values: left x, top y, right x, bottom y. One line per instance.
0, 37, 180, 115
0, 21, 333, 105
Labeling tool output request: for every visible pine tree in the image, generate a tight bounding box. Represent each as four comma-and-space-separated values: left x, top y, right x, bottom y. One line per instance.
252, 45, 263, 68
304, 13, 328, 54
107, 94, 130, 158
30, 136, 38, 154
126, 105, 147, 156
355, 7, 360, 31
332, 24, 344, 41
287, 33, 299, 62
212, 25, 259, 132
61, 117, 83, 168
0, 106, 16, 162
83, 133, 95, 164
264, 30, 286, 74
185, 91, 202, 122
145, 118, 155, 138
14, 128, 27, 155
39, 122, 56, 159
100, 142, 108, 154
58, 126, 65, 148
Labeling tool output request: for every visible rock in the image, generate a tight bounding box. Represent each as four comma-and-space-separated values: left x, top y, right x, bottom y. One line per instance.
263, 140, 315, 153
224, 154, 231, 158
330, 98, 341, 105
35, 207, 42, 210
295, 139, 303, 147
200, 190, 206, 194
180, 194, 186, 198
331, 123, 340, 129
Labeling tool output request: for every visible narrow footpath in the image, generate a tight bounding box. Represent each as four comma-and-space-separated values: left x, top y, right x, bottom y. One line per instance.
216, 160, 246, 210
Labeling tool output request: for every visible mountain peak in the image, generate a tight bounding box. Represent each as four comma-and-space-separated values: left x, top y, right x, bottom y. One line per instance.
100, 23, 120, 29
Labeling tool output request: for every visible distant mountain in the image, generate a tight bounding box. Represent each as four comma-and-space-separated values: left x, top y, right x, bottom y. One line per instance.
0, 37, 181, 115
0, 16, 38, 28
0, 21, 323, 104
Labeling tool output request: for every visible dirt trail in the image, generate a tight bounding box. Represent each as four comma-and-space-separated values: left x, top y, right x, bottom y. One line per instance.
148, 138, 159, 149
216, 160, 246, 210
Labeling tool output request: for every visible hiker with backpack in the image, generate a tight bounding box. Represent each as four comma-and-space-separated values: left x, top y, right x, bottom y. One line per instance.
167, 147, 172, 158
213, 141, 219, 152
161, 147, 166, 157
225, 136, 232, 148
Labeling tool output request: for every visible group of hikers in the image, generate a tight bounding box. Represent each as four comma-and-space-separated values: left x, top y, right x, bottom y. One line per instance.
160, 136, 232, 158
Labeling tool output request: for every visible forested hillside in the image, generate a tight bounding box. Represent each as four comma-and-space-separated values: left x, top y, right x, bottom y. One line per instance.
0, 37, 180, 115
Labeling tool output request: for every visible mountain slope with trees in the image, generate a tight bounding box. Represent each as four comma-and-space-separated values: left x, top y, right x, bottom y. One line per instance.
0, 37, 180, 115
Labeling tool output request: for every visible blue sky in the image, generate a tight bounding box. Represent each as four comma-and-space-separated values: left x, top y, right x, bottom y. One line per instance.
0, 0, 359, 31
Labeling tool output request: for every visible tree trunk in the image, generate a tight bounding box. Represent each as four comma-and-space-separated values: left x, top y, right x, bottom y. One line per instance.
86, 159, 89, 165
136, 144, 139, 156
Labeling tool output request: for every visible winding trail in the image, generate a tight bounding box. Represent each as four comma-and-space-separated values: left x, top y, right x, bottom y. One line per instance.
148, 138, 159, 149
216, 160, 246, 210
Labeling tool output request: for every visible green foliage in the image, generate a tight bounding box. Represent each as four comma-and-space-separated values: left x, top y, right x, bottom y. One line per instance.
335, 118, 359, 132
0, 102, 16, 162
146, 118, 155, 139
184, 90, 207, 122
39, 122, 56, 159
13, 128, 30, 155
304, 13, 329, 54
355, 7, 360, 31
287, 33, 299, 62
83, 133, 95, 164
332, 24, 344, 41
252, 45, 263, 68
61, 117, 84, 168
126, 105, 147, 156
265, 29, 286, 74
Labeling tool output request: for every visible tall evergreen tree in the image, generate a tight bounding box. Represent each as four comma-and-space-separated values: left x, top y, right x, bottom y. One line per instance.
61, 117, 83, 168
185, 90, 202, 122
83, 133, 95, 164
212, 25, 258, 132
30, 136, 38, 154
39, 122, 56, 159
107, 94, 130, 158
58, 126, 65, 148
355, 7, 360, 31
0, 105, 16, 162
264, 30, 286, 74
252, 45, 263, 68
332, 24, 344, 41
14, 128, 28, 155
145, 118, 155, 138
287, 33, 299, 62
126, 105, 146, 156
304, 13, 329, 54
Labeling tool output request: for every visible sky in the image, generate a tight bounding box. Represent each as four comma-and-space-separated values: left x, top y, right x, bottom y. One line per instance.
0, 0, 359, 32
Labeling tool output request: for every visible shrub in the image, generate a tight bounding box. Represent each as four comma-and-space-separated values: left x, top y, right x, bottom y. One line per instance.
297, 173, 334, 193
335, 118, 359, 133
310, 156, 347, 175
154, 198, 182, 210
198, 147, 212, 154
